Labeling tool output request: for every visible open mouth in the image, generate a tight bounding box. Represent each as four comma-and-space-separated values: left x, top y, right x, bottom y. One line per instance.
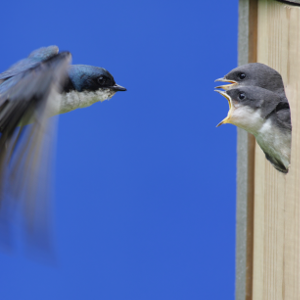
214, 90, 234, 127
214, 78, 237, 90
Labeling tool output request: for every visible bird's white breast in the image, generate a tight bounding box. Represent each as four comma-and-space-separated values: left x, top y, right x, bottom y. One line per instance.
58, 89, 116, 115
231, 105, 265, 135
19, 89, 116, 126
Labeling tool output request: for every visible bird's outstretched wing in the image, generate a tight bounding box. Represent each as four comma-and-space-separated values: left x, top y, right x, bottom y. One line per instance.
0, 48, 71, 254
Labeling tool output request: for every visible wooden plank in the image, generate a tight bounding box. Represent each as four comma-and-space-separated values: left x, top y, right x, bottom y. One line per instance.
236, 1, 257, 299
253, 1, 300, 299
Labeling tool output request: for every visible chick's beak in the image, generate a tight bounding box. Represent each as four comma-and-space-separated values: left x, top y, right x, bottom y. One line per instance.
214, 78, 237, 90
214, 90, 234, 127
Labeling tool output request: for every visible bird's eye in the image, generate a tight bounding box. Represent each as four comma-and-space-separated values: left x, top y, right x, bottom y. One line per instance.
239, 92, 246, 100
98, 76, 106, 85
239, 73, 246, 80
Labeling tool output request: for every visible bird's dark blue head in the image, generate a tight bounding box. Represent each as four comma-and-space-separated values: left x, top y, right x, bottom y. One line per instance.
64, 65, 126, 93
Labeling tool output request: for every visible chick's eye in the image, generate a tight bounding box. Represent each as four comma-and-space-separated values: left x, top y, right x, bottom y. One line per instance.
98, 76, 106, 85
239, 92, 246, 100
239, 73, 246, 80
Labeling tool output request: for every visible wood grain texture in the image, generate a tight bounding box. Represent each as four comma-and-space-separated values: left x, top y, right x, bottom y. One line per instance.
245, 3, 258, 299
253, 1, 300, 299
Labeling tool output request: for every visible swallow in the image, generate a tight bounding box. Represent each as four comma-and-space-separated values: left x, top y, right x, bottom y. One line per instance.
0, 46, 126, 250
214, 63, 288, 102
215, 86, 291, 173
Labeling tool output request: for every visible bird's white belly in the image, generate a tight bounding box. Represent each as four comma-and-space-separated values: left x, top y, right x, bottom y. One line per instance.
58, 89, 116, 114
18, 89, 116, 126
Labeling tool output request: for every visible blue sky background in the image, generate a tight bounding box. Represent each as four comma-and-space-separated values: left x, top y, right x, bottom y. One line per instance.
0, 0, 238, 299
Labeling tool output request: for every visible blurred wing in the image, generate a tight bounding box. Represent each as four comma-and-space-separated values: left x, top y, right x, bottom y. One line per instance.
0, 46, 59, 82
27, 45, 59, 60
0, 51, 71, 253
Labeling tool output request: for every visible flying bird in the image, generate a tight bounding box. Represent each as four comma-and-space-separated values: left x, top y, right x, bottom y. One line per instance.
215, 86, 291, 173
0, 46, 126, 250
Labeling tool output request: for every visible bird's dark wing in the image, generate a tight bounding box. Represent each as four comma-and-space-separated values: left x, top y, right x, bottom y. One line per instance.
275, 102, 292, 130
0, 46, 59, 82
262, 102, 291, 174
264, 152, 288, 174
0, 51, 71, 253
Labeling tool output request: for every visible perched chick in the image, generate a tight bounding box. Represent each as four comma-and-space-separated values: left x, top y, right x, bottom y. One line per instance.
215, 86, 291, 173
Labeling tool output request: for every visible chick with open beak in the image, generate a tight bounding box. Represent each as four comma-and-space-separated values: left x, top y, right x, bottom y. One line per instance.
215, 86, 291, 174
215, 63, 287, 101
215, 78, 238, 91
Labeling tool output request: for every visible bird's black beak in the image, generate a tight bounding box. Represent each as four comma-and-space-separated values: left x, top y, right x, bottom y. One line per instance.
110, 84, 127, 91
214, 77, 237, 90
